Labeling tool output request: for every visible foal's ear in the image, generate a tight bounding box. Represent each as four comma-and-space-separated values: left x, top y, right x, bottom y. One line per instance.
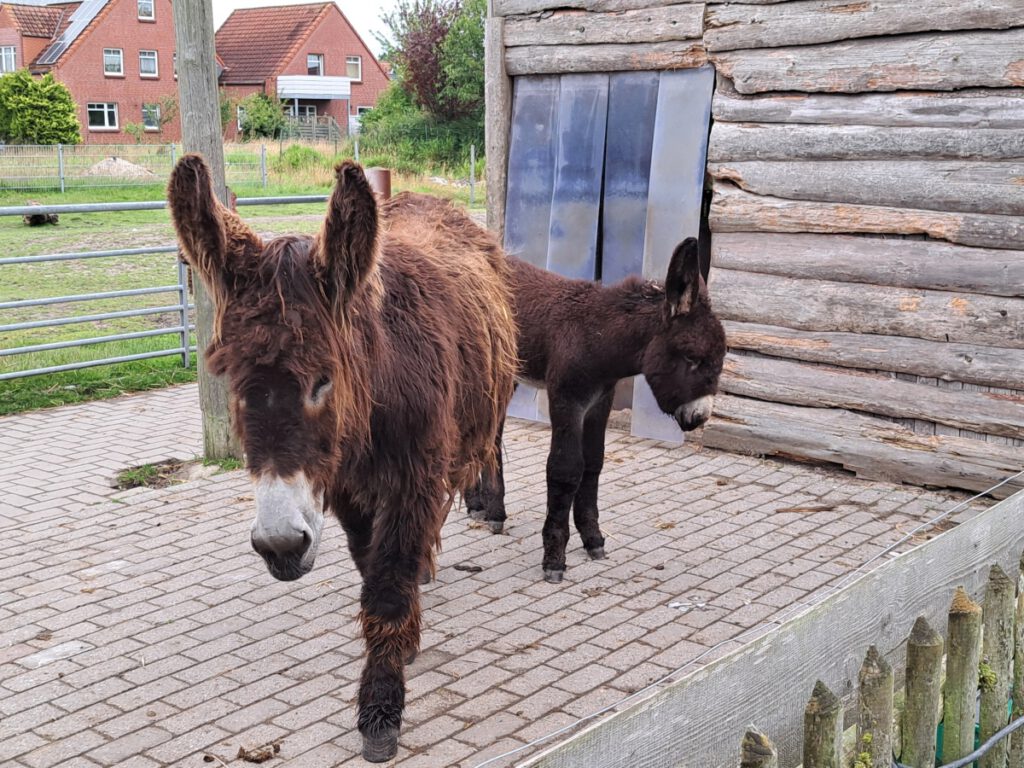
315, 161, 378, 307
665, 237, 702, 317
167, 154, 260, 300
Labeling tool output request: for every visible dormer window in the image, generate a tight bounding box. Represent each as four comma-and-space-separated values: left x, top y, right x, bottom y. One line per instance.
138, 0, 155, 20
307, 53, 324, 77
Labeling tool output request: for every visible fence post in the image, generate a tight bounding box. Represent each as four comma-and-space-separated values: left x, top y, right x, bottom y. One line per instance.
740, 726, 777, 768
177, 255, 191, 369
902, 616, 943, 768
469, 143, 476, 207
354, 137, 359, 164
260, 144, 267, 188
803, 680, 842, 768
170, 142, 176, 166
943, 587, 983, 763
981, 564, 1016, 768
857, 645, 894, 768
1009, 551, 1024, 768
57, 143, 65, 193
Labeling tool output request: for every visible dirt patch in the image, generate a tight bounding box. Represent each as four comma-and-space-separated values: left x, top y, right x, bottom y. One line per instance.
113, 457, 234, 489
83, 157, 158, 180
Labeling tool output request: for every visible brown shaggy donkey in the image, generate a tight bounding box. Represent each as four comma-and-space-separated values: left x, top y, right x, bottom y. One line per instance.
466, 239, 726, 583
168, 155, 517, 762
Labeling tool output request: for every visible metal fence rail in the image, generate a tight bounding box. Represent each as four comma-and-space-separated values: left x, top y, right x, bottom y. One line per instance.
0, 194, 328, 381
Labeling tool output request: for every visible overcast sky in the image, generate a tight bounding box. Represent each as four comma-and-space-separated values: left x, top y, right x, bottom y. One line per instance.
212, 0, 396, 56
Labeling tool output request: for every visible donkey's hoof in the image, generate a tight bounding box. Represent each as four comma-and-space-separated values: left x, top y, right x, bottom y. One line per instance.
587, 546, 606, 561
404, 648, 418, 666
542, 568, 565, 584
468, 507, 487, 522
487, 520, 504, 535
362, 729, 399, 763
417, 569, 431, 585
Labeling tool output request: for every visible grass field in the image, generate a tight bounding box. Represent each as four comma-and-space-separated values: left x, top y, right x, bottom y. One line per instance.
0, 159, 484, 414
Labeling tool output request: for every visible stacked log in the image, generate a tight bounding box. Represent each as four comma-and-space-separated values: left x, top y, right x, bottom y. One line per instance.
701, 0, 1024, 494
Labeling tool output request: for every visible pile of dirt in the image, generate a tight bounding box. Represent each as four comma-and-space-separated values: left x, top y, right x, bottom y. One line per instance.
83, 157, 158, 179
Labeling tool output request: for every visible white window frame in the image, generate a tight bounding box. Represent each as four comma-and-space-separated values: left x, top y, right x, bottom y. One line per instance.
103, 48, 123, 76
356, 106, 372, 116
0, 46, 15, 74
139, 49, 158, 78
142, 103, 161, 131
172, 51, 177, 79
307, 53, 323, 77
87, 102, 119, 130
236, 105, 246, 131
346, 55, 362, 82
138, 0, 155, 20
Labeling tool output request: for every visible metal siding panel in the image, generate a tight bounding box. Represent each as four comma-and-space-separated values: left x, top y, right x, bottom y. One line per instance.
631, 65, 715, 443
545, 73, 609, 280
504, 76, 561, 421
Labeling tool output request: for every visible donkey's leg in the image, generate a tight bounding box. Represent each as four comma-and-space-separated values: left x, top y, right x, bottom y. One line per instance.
573, 389, 613, 560
541, 400, 585, 583
356, 497, 436, 762
335, 498, 373, 579
465, 422, 507, 534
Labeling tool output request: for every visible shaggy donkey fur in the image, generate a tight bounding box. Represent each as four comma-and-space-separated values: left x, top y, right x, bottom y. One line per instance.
168, 155, 516, 761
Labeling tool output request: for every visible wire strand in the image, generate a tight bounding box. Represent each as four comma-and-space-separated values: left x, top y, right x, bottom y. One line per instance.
472, 468, 1024, 768
894, 710, 1024, 768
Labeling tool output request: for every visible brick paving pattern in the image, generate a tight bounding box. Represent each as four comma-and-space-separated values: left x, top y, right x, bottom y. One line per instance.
0, 384, 990, 766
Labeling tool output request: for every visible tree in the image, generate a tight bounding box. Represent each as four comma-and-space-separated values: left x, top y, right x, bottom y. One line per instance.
237, 92, 287, 139
440, 0, 485, 120
0, 71, 80, 144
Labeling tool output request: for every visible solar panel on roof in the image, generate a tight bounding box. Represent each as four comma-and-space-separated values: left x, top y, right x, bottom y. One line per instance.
36, 0, 108, 66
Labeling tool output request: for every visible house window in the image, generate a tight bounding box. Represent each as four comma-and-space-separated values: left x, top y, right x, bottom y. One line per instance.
0, 46, 15, 74
87, 102, 118, 130
346, 56, 361, 81
307, 53, 323, 77
103, 48, 123, 76
142, 103, 160, 131
139, 50, 158, 77
356, 106, 372, 116
138, 0, 154, 19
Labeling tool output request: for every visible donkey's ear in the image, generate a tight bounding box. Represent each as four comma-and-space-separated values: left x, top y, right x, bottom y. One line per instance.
665, 237, 702, 317
315, 161, 378, 307
167, 154, 260, 299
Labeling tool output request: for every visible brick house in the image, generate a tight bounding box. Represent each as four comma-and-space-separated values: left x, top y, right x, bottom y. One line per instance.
1, 0, 183, 143
216, 2, 390, 140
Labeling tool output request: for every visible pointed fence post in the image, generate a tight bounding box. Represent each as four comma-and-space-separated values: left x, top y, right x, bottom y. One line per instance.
740, 726, 778, 768
858, 645, 894, 768
981, 564, 1017, 768
803, 680, 843, 768
1009, 552, 1024, 768
902, 617, 943, 768
944, 586, 984, 763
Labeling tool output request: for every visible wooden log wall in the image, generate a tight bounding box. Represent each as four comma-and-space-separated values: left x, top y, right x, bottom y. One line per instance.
701, 0, 1024, 495
485, 0, 1024, 494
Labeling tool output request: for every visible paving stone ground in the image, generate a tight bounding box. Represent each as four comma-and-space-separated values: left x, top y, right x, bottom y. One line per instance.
0, 384, 991, 767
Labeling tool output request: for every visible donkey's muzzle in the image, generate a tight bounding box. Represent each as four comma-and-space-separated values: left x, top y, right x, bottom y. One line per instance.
251, 530, 313, 581
250, 473, 324, 581
675, 395, 714, 432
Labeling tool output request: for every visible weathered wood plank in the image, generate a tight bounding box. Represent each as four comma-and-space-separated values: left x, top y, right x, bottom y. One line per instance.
902, 617, 944, 768
702, 395, 1024, 496
522, 490, 1024, 768
709, 184, 1024, 251
505, 40, 706, 75
493, 0, 701, 17
709, 268, 1024, 349
709, 123, 1024, 162
504, 4, 703, 46
712, 29, 1024, 94
705, 0, 1024, 52
721, 321, 1024, 391
708, 161, 1024, 217
485, 11, 511, 240
711, 233, 1024, 297
712, 86, 1024, 129
721, 353, 1024, 440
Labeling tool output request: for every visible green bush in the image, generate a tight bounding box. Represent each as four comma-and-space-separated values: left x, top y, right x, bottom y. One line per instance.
0, 71, 81, 144
274, 144, 326, 172
238, 93, 288, 139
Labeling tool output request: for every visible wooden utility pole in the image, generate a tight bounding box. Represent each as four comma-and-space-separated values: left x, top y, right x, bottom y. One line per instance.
172, 0, 240, 459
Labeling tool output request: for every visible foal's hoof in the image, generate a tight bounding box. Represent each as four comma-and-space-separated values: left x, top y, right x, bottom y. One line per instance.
542, 568, 565, 584
362, 729, 399, 763
587, 546, 606, 561
487, 520, 504, 535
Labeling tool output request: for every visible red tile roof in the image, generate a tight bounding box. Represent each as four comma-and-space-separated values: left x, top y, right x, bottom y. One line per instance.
8, 2, 77, 38
216, 2, 331, 84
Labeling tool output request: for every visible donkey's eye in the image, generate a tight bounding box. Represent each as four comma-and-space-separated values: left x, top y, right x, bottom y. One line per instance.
307, 376, 333, 407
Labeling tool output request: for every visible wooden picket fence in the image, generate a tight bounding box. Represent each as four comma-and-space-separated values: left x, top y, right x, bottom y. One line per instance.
742, 560, 1024, 768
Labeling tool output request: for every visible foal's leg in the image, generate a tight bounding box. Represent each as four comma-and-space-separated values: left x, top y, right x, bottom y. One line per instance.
465, 421, 506, 534
541, 399, 585, 583
356, 493, 437, 762
572, 389, 613, 560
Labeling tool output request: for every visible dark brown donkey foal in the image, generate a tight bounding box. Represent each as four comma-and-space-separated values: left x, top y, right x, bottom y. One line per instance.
168, 156, 516, 762
466, 239, 726, 583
